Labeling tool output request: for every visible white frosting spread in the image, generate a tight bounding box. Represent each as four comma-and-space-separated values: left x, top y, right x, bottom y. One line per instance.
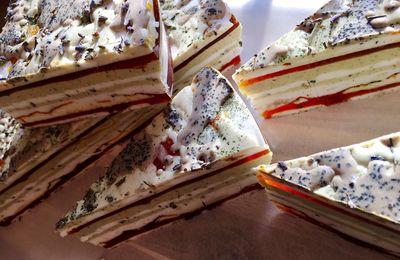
57, 67, 266, 229
265, 133, 400, 223
0, 0, 159, 81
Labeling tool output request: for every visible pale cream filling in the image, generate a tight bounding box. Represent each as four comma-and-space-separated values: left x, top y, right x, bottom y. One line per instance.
159, 21, 171, 95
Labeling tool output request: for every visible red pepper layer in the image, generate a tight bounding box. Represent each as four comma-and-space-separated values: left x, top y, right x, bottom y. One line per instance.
262, 80, 400, 118
65, 149, 270, 235
257, 173, 400, 234
153, 137, 180, 170
240, 41, 400, 88
219, 55, 241, 72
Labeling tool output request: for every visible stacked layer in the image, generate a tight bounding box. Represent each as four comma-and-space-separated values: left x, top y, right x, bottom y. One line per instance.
56, 67, 272, 248
234, 0, 400, 118
258, 133, 400, 256
0, 113, 101, 190
0, 0, 243, 225
161, 0, 242, 91
0, 0, 172, 126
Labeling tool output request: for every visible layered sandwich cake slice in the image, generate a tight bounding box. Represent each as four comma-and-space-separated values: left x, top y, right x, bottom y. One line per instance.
0, 0, 243, 226
56, 67, 272, 248
161, 0, 242, 91
257, 133, 400, 256
0, 105, 165, 226
234, 0, 400, 119
0, 0, 172, 127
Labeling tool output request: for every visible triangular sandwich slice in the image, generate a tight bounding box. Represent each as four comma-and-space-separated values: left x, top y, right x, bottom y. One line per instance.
258, 133, 400, 256
56, 67, 272, 248
234, 0, 400, 118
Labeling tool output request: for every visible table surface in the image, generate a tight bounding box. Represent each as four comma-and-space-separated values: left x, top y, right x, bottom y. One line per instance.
0, 1, 398, 259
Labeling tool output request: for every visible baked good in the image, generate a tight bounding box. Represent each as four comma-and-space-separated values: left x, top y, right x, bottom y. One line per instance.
233, 0, 400, 118
258, 133, 400, 256
161, 0, 242, 91
56, 67, 272, 248
0, 0, 172, 126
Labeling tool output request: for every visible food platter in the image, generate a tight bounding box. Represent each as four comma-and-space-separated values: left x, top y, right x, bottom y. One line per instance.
0, 0, 398, 259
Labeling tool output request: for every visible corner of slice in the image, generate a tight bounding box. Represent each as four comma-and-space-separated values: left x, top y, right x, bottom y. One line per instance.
56, 67, 272, 248
234, 0, 400, 119
162, 0, 242, 91
0, 0, 172, 126
257, 133, 400, 256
